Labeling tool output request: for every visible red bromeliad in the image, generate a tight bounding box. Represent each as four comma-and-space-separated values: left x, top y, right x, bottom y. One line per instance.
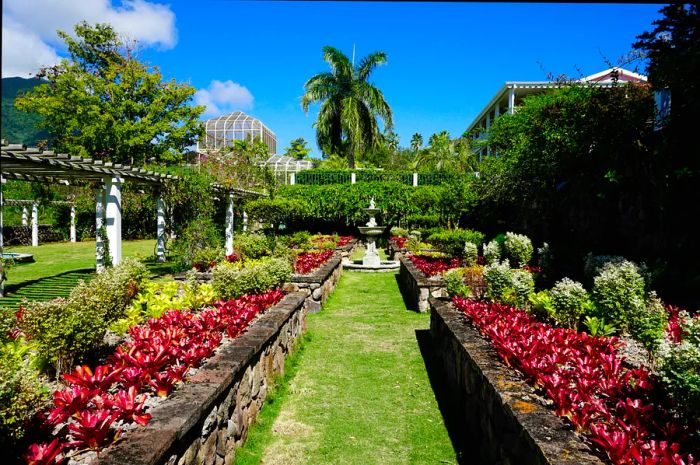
452, 298, 698, 465
390, 236, 408, 249
407, 254, 461, 277
294, 250, 334, 274
24, 288, 286, 464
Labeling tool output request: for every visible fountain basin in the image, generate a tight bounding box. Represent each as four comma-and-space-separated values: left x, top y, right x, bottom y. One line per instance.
343, 258, 400, 272
358, 226, 386, 236
1, 252, 34, 263
363, 207, 382, 216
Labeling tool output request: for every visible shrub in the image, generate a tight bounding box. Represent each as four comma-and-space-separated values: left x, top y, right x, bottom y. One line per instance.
406, 213, 441, 229
390, 226, 408, 237
427, 229, 485, 258
279, 231, 312, 250
537, 242, 553, 273
483, 239, 501, 264
0, 338, 49, 448
549, 278, 592, 329
510, 269, 535, 308
234, 233, 272, 260
528, 290, 555, 321
583, 253, 627, 282
592, 260, 645, 330
503, 232, 533, 267
212, 257, 291, 301
244, 197, 307, 227
172, 217, 222, 269
483, 260, 512, 301
20, 259, 147, 374
462, 265, 486, 298
444, 268, 470, 298
628, 292, 669, 352
657, 313, 700, 419
582, 316, 618, 337
0, 309, 15, 343
463, 241, 478, 267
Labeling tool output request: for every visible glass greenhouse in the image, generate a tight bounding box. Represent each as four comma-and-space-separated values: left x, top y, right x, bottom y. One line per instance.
260, 155, 314, 184
198, 111, 277, 154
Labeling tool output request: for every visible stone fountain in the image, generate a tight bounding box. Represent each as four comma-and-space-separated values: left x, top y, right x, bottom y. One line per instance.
344, 197, 399, 271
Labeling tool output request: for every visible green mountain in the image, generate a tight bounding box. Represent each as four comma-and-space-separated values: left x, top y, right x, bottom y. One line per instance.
1, 77, 49, 146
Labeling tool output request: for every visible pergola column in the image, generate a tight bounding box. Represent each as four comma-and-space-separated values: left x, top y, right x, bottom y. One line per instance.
156, 195, 166, 262
95, 186, 106, 272
225, 193, 235, 256
104, 176, 124, 266
242, 210, 248, 232
31, 202, 39, 247
22, 207, 28, 226
70, 204, 77, 242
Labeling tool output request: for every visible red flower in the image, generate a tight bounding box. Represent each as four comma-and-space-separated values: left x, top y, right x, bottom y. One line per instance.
407, 254, 460, 277
23, 438, 65, 465
295, 250, 334, 274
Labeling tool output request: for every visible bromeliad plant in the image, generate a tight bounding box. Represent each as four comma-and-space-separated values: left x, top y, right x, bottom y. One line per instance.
294, 249, 335, 274
453, 297, 698, 465
23, 289, 286, 464
407, 254, 461, 277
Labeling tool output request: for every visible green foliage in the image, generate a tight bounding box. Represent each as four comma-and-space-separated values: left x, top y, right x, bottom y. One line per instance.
19, 259, 146, 374
426, 229, 485, 258
483, 239, 501, 264
284, 137, 312, 160
412, 131, 478, 172
503, 232, 533, 267
234, 233, 272, 260
657, 313, 700, 418
390, 227, 408, 237
444, 268, 471, 298
0, 337, 49, 448
583, 254, 627, 282
483, 260, 513, 302
628, 292, 669, 352
212, 257, 291, 301
172, 217, 222, 269
406, 213, 442, 229
592, 260, 646, 330
244, 198, 308, 228
302, 46, 393, 168
463, 242, 478, 267
15, 22, 203, 164
582, 316, 618, 337
278, 231, 312, 251
528, 291, 556, 321
510, 269, 535, 308
1, 77, 49, 146
549, 278, 592, 329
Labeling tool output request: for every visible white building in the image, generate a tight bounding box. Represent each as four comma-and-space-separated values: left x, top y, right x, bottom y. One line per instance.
198, 111, 277, 155
466, 68, 647, 159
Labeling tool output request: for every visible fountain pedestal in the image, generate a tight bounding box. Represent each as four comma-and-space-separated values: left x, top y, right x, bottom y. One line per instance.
344, 198, 399, 271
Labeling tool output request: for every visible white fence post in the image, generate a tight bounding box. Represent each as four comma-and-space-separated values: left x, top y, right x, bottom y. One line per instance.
70, 204, 77, 242
351, 172, 356, 184
289, 172, 296, 185
413, 172, 418, 187
104, 176, 123, 266
31, 202, 39, 247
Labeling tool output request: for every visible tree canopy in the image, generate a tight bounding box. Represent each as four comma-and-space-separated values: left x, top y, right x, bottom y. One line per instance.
301, 46, 393, 168
284, 137, 312, 160
15, 22, 204, 166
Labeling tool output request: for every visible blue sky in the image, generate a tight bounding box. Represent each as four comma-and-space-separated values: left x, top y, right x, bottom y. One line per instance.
3, 1, 663, 157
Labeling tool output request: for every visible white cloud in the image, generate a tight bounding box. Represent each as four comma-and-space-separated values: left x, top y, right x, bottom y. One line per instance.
195, 80, 255, 117
2, 0, 177, 77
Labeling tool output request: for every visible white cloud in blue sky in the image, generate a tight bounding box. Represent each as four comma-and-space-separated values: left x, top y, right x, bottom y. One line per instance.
195, 80, 255, 117
1, 0, 177, 77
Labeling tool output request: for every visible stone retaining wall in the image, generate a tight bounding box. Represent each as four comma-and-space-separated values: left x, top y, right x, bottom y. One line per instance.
429, 298, 605, 465
397, 255, 447, 312
336, 238, 359, 258
94, 291, 307, 465
289, 254, 343, 313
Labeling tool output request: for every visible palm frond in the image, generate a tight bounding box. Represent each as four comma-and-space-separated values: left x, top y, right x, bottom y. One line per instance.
357, 51, 388, 82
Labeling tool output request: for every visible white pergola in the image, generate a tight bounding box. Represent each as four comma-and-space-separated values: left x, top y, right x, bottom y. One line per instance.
1, 140, 178, 271
1, 141, 264, 273
2, 198, 76, 246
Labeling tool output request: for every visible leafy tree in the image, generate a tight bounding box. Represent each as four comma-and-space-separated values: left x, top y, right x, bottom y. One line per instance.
410, 133, 423, 153
15, 22, 204, 165
412, 131, 477, 172
284, 137, 312, 160
302, 46, 393, 168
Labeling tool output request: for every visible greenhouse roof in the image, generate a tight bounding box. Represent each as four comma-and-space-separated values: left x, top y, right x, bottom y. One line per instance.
261, 155, 314, 169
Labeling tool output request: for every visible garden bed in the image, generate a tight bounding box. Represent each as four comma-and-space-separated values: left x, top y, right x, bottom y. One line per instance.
290, 254, 343, 313
429, 297, 605, 465
92, 291, 307, 465
335, 237, 359, 258
397, 254, 448, 312
387, 238, 405, 260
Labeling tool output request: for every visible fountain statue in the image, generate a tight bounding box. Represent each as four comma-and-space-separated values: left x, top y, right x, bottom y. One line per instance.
357, 197, 385, 267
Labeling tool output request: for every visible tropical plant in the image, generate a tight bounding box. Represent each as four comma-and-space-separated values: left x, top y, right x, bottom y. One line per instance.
410, 133, 423, 153
284, 137, 312, 160
14, 22, 203, 164
503, 232, 533, 267
549, 278, 592, 329
302, 46, 393, 168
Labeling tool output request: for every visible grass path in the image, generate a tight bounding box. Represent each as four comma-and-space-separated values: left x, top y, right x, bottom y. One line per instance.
235, 271, 457, 465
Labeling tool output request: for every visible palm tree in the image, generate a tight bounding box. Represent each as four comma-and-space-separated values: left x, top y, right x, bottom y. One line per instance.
410, 133, 423, 153
302, 46, 393, 168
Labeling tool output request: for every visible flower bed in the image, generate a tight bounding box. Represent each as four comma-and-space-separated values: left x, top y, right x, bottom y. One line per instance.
452, 297, 698, 465
390, 236, 408, 250
21, 289, 285, 465
397, 255, 450, 312
291, 252, 343, 314
311, 234, 354, 248
294, 250, 334, 275
407, 254, 461, 277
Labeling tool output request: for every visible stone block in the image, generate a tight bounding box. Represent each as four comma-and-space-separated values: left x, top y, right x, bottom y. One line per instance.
312, 286, 323, 300
306, 299, 321, 314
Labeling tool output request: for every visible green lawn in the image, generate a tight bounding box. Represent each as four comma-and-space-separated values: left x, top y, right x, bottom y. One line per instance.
0, 240, 177, 309
235, 271, 457, 465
